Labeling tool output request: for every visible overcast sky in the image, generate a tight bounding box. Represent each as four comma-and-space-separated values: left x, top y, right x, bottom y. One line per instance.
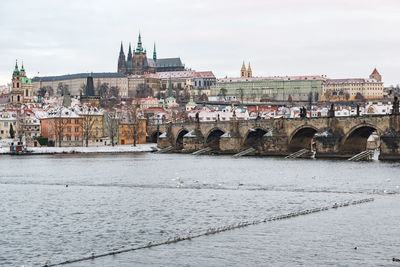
1, 0, 400, 86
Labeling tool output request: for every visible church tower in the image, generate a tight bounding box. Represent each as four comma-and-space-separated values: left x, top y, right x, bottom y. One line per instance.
153, 42, 157, 61
247, 62, 252, 78
132, 32, 148, 75
126, 43, 133, 74
240, 61, 247, 78
11, 60, 33, 105
369, 68, 382, 82
117, 42, 127, 74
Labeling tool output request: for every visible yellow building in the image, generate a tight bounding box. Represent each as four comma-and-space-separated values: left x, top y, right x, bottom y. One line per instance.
0, 111, 19, 139
321, 69, 384, 102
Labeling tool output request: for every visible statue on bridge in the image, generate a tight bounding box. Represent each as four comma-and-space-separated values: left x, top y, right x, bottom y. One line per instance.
329, 104, 335, 118
393, 96, 399, 115
195, 112, 200, 123
300, 107, 307, 118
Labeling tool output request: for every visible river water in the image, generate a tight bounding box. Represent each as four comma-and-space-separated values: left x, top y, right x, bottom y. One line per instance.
1, 153, 400, 266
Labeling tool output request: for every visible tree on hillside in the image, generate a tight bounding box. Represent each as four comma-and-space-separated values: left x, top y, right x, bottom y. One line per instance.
57, 83, 70, 96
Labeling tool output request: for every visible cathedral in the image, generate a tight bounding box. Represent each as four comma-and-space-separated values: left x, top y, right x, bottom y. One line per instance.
117, 33, 185, 75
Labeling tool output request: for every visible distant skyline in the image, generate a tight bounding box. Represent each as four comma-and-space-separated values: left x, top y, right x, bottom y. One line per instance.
1, 0, 400, 86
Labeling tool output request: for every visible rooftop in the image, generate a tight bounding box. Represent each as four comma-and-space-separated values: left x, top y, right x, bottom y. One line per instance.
32, 72, 126, 82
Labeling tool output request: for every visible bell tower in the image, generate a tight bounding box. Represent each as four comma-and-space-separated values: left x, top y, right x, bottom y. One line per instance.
240, 61, 247, 78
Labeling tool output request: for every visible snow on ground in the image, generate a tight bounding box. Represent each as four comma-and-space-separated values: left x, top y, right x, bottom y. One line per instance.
0, 144, 158, 154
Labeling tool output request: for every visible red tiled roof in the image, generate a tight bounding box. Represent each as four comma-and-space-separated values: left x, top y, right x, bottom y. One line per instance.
194, 71, 215, 78
371, 68, 380, 75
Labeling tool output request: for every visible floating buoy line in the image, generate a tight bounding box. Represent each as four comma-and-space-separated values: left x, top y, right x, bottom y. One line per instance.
43, 198, 374, 267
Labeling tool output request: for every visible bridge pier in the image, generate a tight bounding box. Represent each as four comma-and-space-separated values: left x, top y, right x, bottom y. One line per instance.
379, 130, 400, 160
157, 133, 172, 149
314, 129, 349, 158
182, 123, 205, 152
220, 132, 242, 154
261, 130, 290, 156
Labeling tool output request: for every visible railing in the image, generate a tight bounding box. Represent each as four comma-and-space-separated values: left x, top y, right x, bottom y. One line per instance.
285, 149, 310, 159
154, 146, 174, 154
192, 147, 212, 155
233, 147, 256, 158
348, 150, 374, 161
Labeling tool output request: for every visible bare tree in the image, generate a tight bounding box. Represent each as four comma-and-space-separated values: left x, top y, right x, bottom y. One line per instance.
49, 109, 68, 147
126, 104, 139, 146
39, 86, 54, 97
81, 115, 96, 147
104, 110, 119, 146
57, 83, 70, 96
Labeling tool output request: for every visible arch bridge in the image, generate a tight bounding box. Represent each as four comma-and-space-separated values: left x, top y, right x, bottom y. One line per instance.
147, 115, 400, 160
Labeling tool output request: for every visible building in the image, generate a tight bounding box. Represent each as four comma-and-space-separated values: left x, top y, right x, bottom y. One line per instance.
211, 75, 325, 103
32, 72, 128, 98
40, 107, 83, 147
117, 33, 185, 75
321, 69, 384, 102
0, 111, 18, 139
18, 109, 41, 147
118, 115, 147, 145
127, 75, 161, 98
76, 105, 104, 146
10, 61, 34, 105
132, 97, 160, 110
240, 62, 252, 78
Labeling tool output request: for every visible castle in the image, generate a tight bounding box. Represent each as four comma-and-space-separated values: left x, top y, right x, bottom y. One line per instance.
117, 33, 185, 75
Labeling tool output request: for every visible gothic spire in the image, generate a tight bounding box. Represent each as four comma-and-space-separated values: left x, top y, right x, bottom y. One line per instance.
153, 42, 157, 61
127, 42, 132, 61
119, 41, 124, 54
13, 59, 19, 76
136, 32, 143, 53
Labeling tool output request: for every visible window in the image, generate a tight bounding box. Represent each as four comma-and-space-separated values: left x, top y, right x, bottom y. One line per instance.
26, 90, 29, 96
75, 127, 79, 132
74, 136, 79, 141
67, 119, 71, 124
4, 122, 8, 127
75, 119, 79, 124
67, 136, 71, 141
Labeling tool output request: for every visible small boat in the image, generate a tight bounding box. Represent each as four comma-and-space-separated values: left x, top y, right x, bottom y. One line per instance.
9, 141, 31, 155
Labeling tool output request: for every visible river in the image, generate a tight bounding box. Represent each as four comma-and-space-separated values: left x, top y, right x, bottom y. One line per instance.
1, 153, 400, 266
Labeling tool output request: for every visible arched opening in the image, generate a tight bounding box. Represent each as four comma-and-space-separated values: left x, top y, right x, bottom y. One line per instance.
342, 126, 379, 154
175, 129, 188, 150
150, 131, 163, 143
244, 128, 267, 148
205, 129, 225, 150
289, 127, 318, 152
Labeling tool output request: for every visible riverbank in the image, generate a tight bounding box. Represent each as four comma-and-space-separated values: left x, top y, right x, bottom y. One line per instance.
0, 143, 158, 154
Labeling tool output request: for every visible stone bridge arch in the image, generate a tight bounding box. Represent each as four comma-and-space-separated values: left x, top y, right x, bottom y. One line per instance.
243, 127, 269, 148
340, 123, 383, 154
288, 125, 319, 152
175, 128, 189, 150
204, 127, 225, 150
149, 130, 163, 143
